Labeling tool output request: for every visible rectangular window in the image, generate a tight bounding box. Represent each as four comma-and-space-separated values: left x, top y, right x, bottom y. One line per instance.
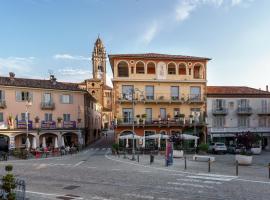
190, 86, 201, 100
45, 113, 53, 121
145, 86, 154, 100
191, 108, 201, 122
173, 108, 180, 119
261, 99, 267, 113
122, 108, 133, 124
0, 112, 3, 122
259, 117, 267, 127
160, 108, 166, 120
0, 90, 3, 100
238, 116, 249, 127
61, 94, 73, 104
171, 86, 179, 100
16, 91, 32, 101
238, 99, 249, 108
213, 99, 226, 110
43, 93, 52, 103
63, 114, 71, 122
122, 85, 133, 100
145, 108, 152, 123
213, 116, 225, 128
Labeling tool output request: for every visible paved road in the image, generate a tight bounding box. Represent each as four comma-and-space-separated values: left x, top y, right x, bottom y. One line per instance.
0, 130, 270, 200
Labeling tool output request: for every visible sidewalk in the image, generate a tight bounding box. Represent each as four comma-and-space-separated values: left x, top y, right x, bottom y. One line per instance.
109, 152, 270, 181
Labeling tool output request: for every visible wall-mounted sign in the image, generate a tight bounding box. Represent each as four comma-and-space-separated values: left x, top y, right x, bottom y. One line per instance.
63, 121, 76, 129
41, 121, 56, 129
17, 120, 33, 129
157, 62, 167, 80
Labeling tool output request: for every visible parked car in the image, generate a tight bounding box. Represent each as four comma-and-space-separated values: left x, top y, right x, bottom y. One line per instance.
227, 144, 241, 154
208, 142, 227, 154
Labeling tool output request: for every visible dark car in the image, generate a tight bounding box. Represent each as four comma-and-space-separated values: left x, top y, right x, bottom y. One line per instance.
227, 144, 241, 154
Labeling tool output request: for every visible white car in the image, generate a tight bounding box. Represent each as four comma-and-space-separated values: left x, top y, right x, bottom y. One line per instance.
208, 142, 227, 154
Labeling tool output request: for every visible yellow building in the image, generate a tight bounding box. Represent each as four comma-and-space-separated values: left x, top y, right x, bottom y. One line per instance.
109, 53, 210, 146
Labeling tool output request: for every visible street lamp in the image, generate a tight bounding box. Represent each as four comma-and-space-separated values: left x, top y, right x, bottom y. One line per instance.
193, 111, 199, 153
25, 99, 32, 150
131, 88, 144, 161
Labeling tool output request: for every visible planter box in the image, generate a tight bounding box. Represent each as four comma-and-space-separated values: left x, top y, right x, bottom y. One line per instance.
235, 154, 252, 165
173, 150, 183, 158
251, 147, 261, 155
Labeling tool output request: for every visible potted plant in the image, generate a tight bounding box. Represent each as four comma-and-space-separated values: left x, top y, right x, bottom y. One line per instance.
112, 143, 119, 155
2, 165, 16, 200
57, 117, 63, 128
141, 114, 147, 124
136, 114, 141, 124
235, 132, 259, 165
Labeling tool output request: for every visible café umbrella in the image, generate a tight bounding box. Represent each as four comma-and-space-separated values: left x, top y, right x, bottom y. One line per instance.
32, 137, 37, 149
26, 138, 30, 149
61, 136, 65, 147
54, 137, 59, 148
42, 137, 46, 148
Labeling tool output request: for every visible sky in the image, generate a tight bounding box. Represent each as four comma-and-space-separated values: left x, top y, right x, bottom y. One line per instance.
0, 0, 270, 89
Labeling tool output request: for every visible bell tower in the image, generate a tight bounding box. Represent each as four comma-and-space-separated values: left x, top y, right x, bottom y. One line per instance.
92, 36, 106, 84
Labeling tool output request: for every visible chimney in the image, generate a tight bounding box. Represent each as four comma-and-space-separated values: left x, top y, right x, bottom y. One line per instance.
9, 72, 15, 80
50, 75, 57, 85
266, 85, 269, 92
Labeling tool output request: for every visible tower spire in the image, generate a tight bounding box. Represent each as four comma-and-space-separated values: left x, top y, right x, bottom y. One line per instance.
92, 37, 106, 83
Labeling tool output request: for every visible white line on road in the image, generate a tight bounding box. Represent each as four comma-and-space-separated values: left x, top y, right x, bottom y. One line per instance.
26, 190, 84, 199
74, 161, 85, 167
187, 175, 233, 181
167, 182, 214, 189
177, 178, 222, 185
124, 193, 154, 199
197, 173, 237, 178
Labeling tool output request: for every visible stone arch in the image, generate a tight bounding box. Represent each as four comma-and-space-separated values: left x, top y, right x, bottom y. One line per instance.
167, 62, 176, 75
146, 61, 156, 74
178, 62, 187, 75
14, 132, 36, 149
62, 132, 79, 147
193, 62, 204, 79
0, 134, 9, 152
136, 61, 145, 74
117, 61, 129, 77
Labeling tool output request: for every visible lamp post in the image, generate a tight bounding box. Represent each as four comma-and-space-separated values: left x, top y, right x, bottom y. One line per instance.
25, 99, 32, 150
131, 88, 144, 161
193, 111, 199, 153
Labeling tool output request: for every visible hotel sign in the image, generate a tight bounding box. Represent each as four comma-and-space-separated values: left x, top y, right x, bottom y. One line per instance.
17, 120, 33, 129
63, 121, 76, 129
41, 121, 56, 129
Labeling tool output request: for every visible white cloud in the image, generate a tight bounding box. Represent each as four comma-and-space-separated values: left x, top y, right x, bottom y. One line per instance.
231, 0, 242, 6
175, 1, 197, 22
54, 54, 90, 61
0, 57, 35, 74
141, 21, 159, 45
58, 67, 91, 76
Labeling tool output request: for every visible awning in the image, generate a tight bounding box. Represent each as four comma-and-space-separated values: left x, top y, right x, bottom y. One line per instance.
145, 134, 169, 139
119, 134, 142, 139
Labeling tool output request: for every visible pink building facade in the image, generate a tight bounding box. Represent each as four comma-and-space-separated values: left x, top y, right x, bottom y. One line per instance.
0, 73, 102, 150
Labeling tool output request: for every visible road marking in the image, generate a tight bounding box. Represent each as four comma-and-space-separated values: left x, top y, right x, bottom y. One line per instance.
111, 168, 121, 171
177, 178, 222, 185
197, 173, 237, 178
124, 193, 154, 199
74, 161, 85, 167
167, 182, 214, 189
102, 148, 106, 150
26, 190, 84, 199
35, 164, 48, 169
235, 178, 270, 184
86, 166, 97, 169
187, 175, 233, 181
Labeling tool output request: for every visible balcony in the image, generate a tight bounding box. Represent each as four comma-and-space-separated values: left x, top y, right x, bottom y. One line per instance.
41, 102, 55, 110
210, 127, 270, 133
237, 107, 252, 115
212, 107, 228, 115
187, 94, 205, 104
0, 100, 6, 109
257, 108, 270, 115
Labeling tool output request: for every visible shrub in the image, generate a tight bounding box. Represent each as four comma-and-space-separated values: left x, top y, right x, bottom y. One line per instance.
112, 143, 119, 151
198, 143, 209, 152
2, 165, 16, 200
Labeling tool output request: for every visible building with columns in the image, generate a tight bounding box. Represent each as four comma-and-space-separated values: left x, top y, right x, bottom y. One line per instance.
109, 53, 210, 148
0, 73, 101, 149
207, 86, 270, 150
79, 37, 113, 129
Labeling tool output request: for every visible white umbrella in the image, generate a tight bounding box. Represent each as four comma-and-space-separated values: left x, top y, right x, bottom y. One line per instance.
145, 134, 169, 139
26, 137, 30, 149
119, 134, 142, 139
54, 137, 59, 148
61, 136, 65, 147
126, 138, 129, 148
181, 134, 199, 140
42, 137, 46, 148
32, 137, 37, 149
158, 135, 161, 148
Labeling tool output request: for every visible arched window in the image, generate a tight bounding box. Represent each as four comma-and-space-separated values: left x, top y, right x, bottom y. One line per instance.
193, 64, 202, 79
136, 61, 145, 74
168, 63, 176, 74
147, 62, 155, 74
117, 61, 129, 77
179, 63, 186, 75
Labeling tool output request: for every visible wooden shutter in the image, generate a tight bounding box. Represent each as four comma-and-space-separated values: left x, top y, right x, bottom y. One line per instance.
15, 91, 21, 101
70, 95, 73, 104
212, 99, 217, 110
60, 94, 63, 103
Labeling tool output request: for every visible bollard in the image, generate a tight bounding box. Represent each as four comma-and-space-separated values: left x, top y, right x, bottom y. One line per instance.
184, 156, 187, 170
137, 154, 139, 163
150, 154, 154, 164
268, 163, 270, 179
208, 158, 211, 172
236, 160, 239, 176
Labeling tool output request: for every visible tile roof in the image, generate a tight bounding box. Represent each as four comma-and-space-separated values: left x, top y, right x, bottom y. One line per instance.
109, 53, 211, 60
207, 86, 270, 96
0, 76, 84, 92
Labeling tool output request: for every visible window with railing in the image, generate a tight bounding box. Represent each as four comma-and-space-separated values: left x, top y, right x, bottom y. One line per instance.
63, 114, 71, 122
190, 87, 201, 101
45, 113, 53, 121
238, 116, 249, 127
213, 116, 225, 128
259, 116, 267, 127
213, 99, 226, 111
122, 85, 133, 100
179, 64, 186, 75
145, 86, 154, 100
145, 108, 152, 123
136, 61, 145, 74
16, 91, 32, 101
147, 62, 155, 74
168, 63, 176, 74
122, 108, 133, 124
171, 86, 179, 100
